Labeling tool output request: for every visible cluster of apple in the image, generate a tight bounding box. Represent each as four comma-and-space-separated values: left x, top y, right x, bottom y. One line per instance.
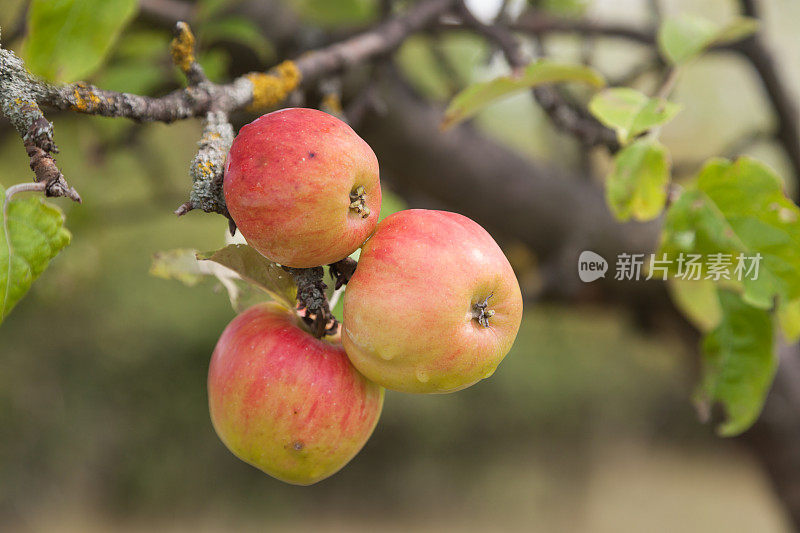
208, 108, 523, 485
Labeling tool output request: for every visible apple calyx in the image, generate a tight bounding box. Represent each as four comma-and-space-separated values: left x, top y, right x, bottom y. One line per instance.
473, 293, 496, 327
349, 186, 371, 218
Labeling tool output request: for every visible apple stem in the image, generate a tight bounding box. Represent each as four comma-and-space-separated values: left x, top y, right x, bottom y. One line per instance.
284, 266, 338, 338
473, 293, 496, 327
329, 257, 358, 289
349, 186, 371, 218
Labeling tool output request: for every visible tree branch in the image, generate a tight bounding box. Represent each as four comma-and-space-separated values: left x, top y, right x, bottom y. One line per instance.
0, 0, 458, 206
509, 11, 655, 45
5, 0, 456, 124
455, 4, 619, 149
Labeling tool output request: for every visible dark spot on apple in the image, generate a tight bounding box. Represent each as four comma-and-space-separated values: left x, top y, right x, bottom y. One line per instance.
308, 152, 316, 158
292, 440, 305, 451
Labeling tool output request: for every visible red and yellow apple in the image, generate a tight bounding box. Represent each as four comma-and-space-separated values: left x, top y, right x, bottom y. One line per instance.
342, 209, 523, 394
223, 107, 381, 268
208, 303, 384, 485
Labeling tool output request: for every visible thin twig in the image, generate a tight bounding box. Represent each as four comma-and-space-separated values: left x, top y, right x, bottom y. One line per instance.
457, 3, 618, 149
5, 181, 47, 201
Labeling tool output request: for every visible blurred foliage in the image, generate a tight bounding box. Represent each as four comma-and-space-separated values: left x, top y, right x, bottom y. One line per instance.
22, 0, 139, 82
657, 14, 758, 65
534, 0, 590, 17
288, 0, 378, 27
198, 16, 275, 63
93, 30, 171, 95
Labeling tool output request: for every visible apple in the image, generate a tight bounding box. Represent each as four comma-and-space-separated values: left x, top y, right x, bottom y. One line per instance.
342, 209, 523, 393
208, 303, 384, 485
223, 107, 381, 268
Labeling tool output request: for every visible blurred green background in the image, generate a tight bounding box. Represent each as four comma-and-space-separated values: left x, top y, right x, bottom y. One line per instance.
1, 0, 799, 531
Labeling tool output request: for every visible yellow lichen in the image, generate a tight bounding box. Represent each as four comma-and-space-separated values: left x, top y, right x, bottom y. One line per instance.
10, 97, 37, 114
245, 61, 301, 112
321, 93, 343, 116
170, 22, 196, 72
70, 83, 101, 112
194, 160, 216, 178
201, 131, 221, 143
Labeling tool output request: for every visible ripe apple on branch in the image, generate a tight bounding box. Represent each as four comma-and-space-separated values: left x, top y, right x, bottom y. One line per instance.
207, 108, 523, 483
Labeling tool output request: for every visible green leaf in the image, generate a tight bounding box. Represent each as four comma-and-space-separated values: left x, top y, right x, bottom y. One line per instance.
658, 157, 800, 309
606, 139, 670, 221
1, 185, 71, 324
657, 15, 758, 65
667, 278, 722, 332
150, 249, 207, 287
778, 298, 800, 343
151, 247, 295, 313
200, 16, 274, 62
442, 59, 605, 129
23, 0, 139, 82
696, 290, 775, 436
588, 88, 682, 145
197, 244, 297, 309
